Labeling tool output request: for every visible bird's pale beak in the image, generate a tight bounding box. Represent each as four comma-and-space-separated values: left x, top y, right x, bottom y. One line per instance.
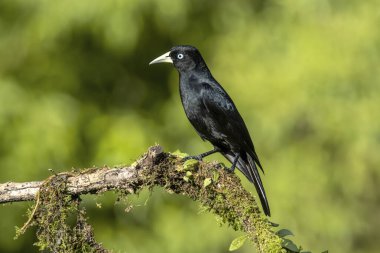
149, 51, 173, 65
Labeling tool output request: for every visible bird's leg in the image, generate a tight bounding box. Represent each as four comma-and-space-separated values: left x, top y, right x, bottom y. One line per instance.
229, 153, 240, 172
183, 147, 220, 161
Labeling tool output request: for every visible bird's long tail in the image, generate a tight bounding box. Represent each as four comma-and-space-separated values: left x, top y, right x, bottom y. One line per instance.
223, 151, 271, 216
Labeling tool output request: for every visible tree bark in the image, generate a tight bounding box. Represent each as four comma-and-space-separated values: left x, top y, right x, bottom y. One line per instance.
1, 145, 289, 253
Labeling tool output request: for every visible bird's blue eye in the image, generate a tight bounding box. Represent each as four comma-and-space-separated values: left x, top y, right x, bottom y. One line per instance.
177, 53, 184, 60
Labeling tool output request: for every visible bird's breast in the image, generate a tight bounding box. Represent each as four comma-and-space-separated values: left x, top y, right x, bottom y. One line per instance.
180, 89, 203, 120
179, 81, 229, 148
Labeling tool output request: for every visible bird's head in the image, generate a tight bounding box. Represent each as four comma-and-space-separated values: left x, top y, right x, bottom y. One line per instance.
149, 45, 206, 73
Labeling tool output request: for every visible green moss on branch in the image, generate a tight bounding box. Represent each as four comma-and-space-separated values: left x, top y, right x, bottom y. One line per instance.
15, 145, 293, 253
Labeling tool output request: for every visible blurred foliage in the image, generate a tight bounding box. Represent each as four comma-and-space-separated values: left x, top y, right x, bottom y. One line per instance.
0, 0, 379, 252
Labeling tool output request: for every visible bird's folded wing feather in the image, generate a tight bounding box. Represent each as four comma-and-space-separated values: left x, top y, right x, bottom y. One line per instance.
200, 84, 250, 144
200, 83, 263, 170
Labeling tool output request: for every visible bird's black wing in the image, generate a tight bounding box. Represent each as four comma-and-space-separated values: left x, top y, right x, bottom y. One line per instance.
199, 83, 263, 170
200, 83, 271, 216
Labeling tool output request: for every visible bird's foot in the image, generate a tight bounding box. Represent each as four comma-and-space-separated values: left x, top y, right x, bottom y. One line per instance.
228, 165, 236, 173
182, 155, 203, 162
228, 153, 239, 173
181, 148, 220, 162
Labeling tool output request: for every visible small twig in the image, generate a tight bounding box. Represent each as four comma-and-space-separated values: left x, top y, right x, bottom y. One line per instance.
19, 190, 41, 234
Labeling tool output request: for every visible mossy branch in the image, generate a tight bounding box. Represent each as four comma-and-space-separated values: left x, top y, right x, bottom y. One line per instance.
0, 145, 296, 253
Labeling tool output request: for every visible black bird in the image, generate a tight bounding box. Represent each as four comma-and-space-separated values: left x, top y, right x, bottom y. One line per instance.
150, 45, 270, 216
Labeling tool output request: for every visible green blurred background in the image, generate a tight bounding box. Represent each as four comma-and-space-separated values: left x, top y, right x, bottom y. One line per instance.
0, 0, 379, 252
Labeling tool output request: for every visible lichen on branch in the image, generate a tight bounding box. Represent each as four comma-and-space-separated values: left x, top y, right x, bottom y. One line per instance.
5, 145, 292, 253
15, 174, 108, 252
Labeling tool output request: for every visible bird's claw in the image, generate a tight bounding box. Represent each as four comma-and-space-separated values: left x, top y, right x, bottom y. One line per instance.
228, 166, 236, 173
